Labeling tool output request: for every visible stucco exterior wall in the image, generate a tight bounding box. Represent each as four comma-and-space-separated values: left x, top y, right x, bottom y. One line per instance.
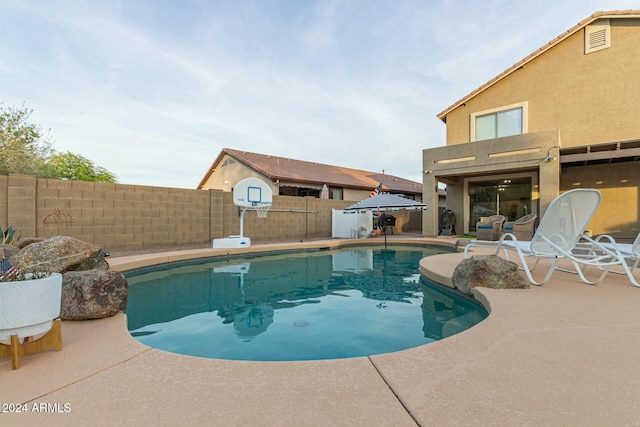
199, 154, 274, 193
422, 130, 559, 236
561, 163, 640, 239
444, 19, 640, 147
342, 188, 373, 201
425, 17, 640, 239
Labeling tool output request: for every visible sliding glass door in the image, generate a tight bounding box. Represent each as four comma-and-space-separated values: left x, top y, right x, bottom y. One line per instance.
468, 177, 532, 231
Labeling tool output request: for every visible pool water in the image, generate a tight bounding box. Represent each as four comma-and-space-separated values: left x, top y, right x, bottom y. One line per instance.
125, 246, 487, 361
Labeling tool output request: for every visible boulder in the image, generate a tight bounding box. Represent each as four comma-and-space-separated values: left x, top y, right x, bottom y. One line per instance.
452, 255, 529, 295
61, 270, 128, 320
0, 244, 20, 261
16, 238, 45, 249
9, 236, 109, 273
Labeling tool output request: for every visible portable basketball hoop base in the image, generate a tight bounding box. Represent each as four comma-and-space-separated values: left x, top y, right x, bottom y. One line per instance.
213, 178, 272, 249
212, 234, 251, 249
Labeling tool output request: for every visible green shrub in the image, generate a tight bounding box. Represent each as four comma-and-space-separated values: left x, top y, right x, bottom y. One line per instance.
1, 225, 20, 244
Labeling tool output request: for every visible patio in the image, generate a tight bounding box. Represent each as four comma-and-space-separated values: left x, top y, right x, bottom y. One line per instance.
2, 237, 639, 426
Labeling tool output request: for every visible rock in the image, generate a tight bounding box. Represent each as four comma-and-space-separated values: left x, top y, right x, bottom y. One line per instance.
452, 255, 529, 295
9, 236, 109, 273
61, 270, 128, 320
16, 238, 45, 250
9, 235, 124, 321
0, 244, 19, 261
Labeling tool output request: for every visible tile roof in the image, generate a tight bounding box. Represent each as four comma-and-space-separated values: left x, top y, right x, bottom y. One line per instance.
437, 10, 640, 121
199, 148, 422, 194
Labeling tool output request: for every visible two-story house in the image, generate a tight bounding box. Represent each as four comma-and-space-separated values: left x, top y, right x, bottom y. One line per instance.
423, 10, 640, 239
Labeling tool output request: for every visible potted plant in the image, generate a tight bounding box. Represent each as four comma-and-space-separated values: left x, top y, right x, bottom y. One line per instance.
0, 260, 63, 369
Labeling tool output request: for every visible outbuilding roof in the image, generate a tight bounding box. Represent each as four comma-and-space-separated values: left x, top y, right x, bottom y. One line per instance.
198, 148, 422, 195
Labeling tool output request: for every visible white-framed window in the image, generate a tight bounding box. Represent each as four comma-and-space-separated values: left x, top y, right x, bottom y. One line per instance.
470, 102, 528, 142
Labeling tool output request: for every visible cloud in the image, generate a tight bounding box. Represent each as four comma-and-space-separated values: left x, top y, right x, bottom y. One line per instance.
2, 0, 638, 189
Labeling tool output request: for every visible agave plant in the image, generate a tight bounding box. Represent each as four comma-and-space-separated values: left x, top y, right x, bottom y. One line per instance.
1, 225, 20, 244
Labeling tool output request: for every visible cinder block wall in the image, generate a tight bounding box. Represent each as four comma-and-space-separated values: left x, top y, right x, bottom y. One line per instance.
219, 192, 350, 243
0, 176, 8, 233
31, 176, 214, 252
1, 174, 384, 252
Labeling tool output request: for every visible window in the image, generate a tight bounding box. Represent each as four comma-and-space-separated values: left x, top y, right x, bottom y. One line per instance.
470, 102, 527, 141
330, 188, 343, 200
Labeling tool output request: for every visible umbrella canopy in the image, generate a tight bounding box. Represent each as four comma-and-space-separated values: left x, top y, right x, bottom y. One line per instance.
320, 184, 329, 199
344, 193, 426, 212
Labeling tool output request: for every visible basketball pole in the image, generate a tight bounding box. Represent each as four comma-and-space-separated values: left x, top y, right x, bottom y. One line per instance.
239, 207, 249, 238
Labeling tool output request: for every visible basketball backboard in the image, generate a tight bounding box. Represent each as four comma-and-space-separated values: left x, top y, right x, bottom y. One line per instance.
233, 177, 273, 208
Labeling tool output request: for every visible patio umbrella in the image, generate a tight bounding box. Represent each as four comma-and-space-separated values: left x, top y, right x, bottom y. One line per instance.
344, 193, 426, 247
320, 184, 329, 199
343, 193, 426, 212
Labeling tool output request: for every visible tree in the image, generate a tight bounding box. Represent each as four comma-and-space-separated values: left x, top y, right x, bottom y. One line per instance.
0, 104, 54, 177
0, 103, 117, 183
46, 151, 117, 183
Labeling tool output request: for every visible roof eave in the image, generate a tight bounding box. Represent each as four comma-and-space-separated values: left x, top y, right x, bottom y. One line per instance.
277, 177, 418, 193
196, 150, 228, 189
201, 148, 422, 193
436, 10, 640, 122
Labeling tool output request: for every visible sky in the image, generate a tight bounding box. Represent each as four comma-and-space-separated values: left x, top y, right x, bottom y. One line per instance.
2, 1, 637, 189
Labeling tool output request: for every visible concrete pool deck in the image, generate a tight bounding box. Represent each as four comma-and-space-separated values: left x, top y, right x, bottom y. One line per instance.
2, 237, 640, 426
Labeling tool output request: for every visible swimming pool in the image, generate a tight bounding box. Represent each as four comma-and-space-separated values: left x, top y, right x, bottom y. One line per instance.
125, 245, 487, 361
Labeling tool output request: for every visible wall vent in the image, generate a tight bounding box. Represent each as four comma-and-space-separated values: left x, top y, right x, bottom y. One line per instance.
222, 157, 237, 167
585, 19, 610, 54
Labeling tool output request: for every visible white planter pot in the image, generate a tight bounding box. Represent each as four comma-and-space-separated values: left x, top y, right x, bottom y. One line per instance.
0, 273, 62, 342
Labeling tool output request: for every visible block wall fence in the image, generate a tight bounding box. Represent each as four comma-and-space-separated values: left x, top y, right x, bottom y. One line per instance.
0, 174, 421, 253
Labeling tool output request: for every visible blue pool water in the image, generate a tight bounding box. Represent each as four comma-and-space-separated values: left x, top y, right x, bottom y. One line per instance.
125, 246, 487, 361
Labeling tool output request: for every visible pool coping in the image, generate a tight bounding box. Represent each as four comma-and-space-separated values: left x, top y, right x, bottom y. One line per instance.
106, 237, 459, 273
2, 237, 640, 426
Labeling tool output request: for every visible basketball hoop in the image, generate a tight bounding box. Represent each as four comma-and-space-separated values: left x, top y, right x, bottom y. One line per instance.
217, 177, 272, 247
254, 203, 271, 218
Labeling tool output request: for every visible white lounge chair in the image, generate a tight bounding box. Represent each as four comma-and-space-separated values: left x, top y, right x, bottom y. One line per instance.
586, 232, 640, 287
464, 189, 620, 285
